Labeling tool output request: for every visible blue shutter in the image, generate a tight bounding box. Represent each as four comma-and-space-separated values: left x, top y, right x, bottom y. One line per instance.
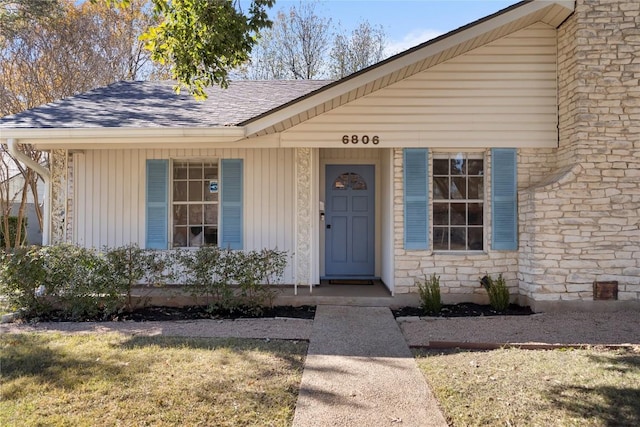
221, 159, 243, 250
146, 159, 168, 249
491, 148, 518, 250
403, 148, 429, 250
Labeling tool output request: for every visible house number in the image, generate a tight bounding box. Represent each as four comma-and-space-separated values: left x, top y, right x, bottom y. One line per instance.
342, 135, 380, 145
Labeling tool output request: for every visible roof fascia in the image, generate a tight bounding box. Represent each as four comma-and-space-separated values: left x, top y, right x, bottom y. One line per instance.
0, 127, 245, 147
242, 0, 574, 136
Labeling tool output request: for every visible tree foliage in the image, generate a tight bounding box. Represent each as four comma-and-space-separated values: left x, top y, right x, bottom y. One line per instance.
0, 0, 167, 116
329, 21, 387, 79
141, 0, 275, 98
243, 1, 388, 80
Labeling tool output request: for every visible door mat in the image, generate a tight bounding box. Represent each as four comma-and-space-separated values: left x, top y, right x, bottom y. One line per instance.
328, 279, 374, 285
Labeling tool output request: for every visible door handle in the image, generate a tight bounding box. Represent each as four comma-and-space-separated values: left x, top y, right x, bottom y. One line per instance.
326, 224, 331, 229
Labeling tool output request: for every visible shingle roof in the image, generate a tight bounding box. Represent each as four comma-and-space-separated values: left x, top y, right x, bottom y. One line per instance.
0, 80, 332, 129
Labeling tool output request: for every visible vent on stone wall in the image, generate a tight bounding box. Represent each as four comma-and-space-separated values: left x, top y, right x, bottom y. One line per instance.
593, 281, 618, 300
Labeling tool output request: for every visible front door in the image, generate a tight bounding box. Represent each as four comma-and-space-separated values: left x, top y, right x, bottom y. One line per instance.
325, 165, 375, 276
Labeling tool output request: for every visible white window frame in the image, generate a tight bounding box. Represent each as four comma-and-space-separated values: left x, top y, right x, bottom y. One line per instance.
170, 158, 219, 248
431, 151, 486, 252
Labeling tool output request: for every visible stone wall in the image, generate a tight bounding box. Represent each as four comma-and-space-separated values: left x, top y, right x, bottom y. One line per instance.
518, 0, 640, 308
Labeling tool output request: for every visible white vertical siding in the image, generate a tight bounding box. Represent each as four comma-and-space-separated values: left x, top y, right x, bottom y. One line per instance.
282, 23, 558, 147
73, 148, 297, 283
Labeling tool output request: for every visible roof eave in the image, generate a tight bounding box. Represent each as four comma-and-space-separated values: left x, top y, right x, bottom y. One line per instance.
0, 126, 246, 148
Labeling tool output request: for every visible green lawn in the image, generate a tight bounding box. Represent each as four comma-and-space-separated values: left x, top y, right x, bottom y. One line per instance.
416, 346, 640, 427
1, 333, 307, 427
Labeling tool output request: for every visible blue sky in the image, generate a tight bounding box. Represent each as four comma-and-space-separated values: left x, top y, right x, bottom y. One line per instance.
268, 0, 520, 54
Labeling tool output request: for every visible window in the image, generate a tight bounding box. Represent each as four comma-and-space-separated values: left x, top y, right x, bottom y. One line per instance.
333, 172, 367, 190
172, 160, 218, 247
432, 153, 484, 251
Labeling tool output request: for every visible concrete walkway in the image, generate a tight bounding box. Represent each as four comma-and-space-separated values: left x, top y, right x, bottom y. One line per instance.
292, 305, 447, 427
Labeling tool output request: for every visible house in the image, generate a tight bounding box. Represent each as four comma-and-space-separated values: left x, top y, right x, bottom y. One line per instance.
1, 0, 638, 311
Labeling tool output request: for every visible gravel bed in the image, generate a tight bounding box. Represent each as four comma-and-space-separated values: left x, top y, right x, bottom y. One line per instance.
399, 310, 640, 347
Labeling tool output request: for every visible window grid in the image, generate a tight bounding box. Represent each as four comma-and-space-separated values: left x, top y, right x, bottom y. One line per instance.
432, 153, 484, 251
172, 160, 219, 248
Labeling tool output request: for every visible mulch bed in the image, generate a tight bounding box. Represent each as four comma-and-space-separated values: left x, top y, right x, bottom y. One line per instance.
29, 305, 317, 322
392, 303, 533, 318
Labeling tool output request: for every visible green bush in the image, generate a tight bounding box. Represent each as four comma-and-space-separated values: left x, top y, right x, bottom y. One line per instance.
177, 246, 288, 313
0, 244, 288, 321
480, 273, 510, 312
104, 244, 174, 310
0, 246, 50, 317
416, 273, 442, 315
0, 216, 27, 247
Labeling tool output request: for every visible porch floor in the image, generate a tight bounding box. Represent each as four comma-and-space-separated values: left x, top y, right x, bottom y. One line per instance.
274, 281, 419, 308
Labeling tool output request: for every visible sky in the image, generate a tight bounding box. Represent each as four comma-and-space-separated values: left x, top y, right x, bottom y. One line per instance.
267, 0, 520, 55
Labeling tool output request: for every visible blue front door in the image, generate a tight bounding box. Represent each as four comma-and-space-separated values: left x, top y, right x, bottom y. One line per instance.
325, 165, 375, 277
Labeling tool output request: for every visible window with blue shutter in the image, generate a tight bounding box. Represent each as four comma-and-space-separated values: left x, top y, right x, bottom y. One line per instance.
491, 148, 518, 250
146, 159, 169, 249
220, 159, 243, 250
403, 148, 429, 250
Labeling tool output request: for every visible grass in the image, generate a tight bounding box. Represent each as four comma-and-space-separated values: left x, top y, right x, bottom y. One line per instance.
416, 346, 640, 427
1, 333, 307, 427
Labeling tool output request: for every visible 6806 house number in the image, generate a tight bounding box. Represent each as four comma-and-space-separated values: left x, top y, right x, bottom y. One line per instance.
342, 135, 380, 145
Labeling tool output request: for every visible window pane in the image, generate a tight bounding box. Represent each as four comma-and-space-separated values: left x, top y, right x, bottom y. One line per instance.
333, 174, 349, 190
173, 227, 187, 247
350, 173, 367, 190
433, 203, 448, 225
433, 177, 449, 199
468, 203, 483, 225
189, 226, 204, 247
189, 164, 203, 179
204, 227, 218, 245
468, 177, 483, 200
468, 159, 484, 176
433, 159, 449, 175
450, 227, 466, 250
174, 163, 187, 179
204, 204, 218, 225
450, 155, 466, 175
451, 177, 466, 199
173, 181, 187, 202
451, 203, 466, 225
204, 185, 219, 202
188, 181, 202, 202
433, 227, 448, 250
188, 205, 202, 224
173, 205, 187, 225
468, 227, 483, 250
204, 166, 218, 180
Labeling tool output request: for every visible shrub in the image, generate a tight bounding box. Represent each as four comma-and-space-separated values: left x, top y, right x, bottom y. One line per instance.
40, 244, 121, 320
0, 246, 50, 317
416, 273, 441, 315
480, 273, 510, 312
104, 244, 174, 310
177, 246, 288, 313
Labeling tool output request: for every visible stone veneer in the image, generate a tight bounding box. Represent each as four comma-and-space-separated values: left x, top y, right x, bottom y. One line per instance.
395, 0, 640, 309
519, 0, 640, 309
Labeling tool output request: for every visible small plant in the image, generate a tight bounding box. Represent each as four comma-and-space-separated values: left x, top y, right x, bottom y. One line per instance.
480, 273, 510, 312
416, 273, 441, 315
